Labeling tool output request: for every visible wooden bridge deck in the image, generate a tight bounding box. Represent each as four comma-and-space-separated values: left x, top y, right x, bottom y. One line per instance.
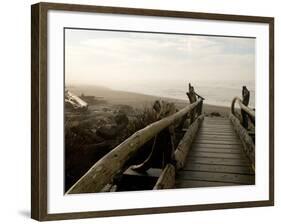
66, 85, 256, 194
175, 116, 255, 188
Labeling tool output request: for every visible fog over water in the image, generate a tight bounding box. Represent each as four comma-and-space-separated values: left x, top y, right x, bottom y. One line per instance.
65, 29, 255, 107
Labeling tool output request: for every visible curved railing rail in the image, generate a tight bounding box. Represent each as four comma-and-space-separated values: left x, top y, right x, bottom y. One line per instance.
231, 96, 255, 126
67, 83, 204, 194
229, 86, 255, 170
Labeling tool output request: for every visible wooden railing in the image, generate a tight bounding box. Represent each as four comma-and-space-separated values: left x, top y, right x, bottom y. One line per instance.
67, 83, 204, 194
229, 86, 255, 170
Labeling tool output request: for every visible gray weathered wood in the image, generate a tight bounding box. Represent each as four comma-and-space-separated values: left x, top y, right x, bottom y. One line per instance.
174, 115, 204, 169
183, 163, 254, 174
196, 137, 240, 142
201, 123, 234, 127
66, 99, 202, 194
192, 143, 242, 149
229, 113, 255, 170
175, 116, 255, 189
199, 129, 236, 133
153, 164, 175, 190
192, 147, 242, 154
231, 97, 255, 120
189, 151, 247, 159
196, 135, 240, 140
193, 140, 242, 145
123, 167, 161, 178
196, 133, 239, 138
176, 180, 239, 188
186, 83, 198, 123
101, 184, 117, 192
200, 127, 236, 132
203, 121, 231, 125
187, 156, 249, 166
177, 170, 255, 184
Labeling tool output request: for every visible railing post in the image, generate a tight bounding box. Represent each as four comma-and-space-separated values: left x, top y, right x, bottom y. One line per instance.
241, 86, 250, 129
186, 83, 197, 123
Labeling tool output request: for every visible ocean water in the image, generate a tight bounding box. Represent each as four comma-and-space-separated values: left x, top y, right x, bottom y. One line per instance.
111, 80, 255, 108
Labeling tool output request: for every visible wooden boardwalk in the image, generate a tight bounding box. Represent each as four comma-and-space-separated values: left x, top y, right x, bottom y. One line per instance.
175, 116, 255, 188
66, 85, 256, 194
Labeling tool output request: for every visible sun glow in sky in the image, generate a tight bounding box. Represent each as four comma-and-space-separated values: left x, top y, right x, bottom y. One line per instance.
65, 29, 255, 89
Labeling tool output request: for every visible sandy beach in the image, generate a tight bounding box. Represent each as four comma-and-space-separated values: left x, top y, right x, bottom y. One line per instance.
67, 85, 231, 117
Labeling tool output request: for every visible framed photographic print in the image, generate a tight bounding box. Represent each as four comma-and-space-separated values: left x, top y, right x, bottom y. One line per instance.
31, 2, 274, 221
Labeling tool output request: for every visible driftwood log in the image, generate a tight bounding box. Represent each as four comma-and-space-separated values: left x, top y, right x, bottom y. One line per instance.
174, 115, 204, 169
66, 99, 202, 194
153, 164, 175, 190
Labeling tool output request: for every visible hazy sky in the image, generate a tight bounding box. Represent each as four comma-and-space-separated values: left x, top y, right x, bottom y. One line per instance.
65, 29, 255, 89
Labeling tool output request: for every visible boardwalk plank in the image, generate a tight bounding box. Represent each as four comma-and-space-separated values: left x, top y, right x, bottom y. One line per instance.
197, 131, 238, 136
196, 135, 239, 140
187, 157, 249, 166
199, 130, 236, 134
175, 117, 255, 189
183, 163, 254, 175
200, 128, 235, 132
201, 124, 234, 127
177, 170, 255, 184
192, 147, 242, 154
203, 122, 231, 125
175, 180, 238, 188
189, 151, 247, 159
193, 140, 242, 145
196, 133, 239, 137
196, 136, 240, 141
192, 143, 242, 149
198, 131, 236, 134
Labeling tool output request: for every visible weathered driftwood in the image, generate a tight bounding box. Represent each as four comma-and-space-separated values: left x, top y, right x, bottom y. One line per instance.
66, 99, 202, 194
65, 89, 88, 111
231, 86, 255, 129
231, 97, 255, 122
100, 184, 117, 192
186, 83, 197, 123
186, 83, 204, 120
229, 113, 255, 170
241, 86, 250, 128
174, 115, 204, 169
153, 164, 175, 190
242, 86, 250, 105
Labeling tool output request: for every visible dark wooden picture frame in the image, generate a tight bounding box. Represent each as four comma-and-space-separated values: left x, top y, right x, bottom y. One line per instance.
31, 2, 274, 221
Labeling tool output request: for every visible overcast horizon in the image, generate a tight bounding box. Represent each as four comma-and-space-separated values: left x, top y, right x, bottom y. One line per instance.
65, 28, 255, 106
65, 28, 255, 107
